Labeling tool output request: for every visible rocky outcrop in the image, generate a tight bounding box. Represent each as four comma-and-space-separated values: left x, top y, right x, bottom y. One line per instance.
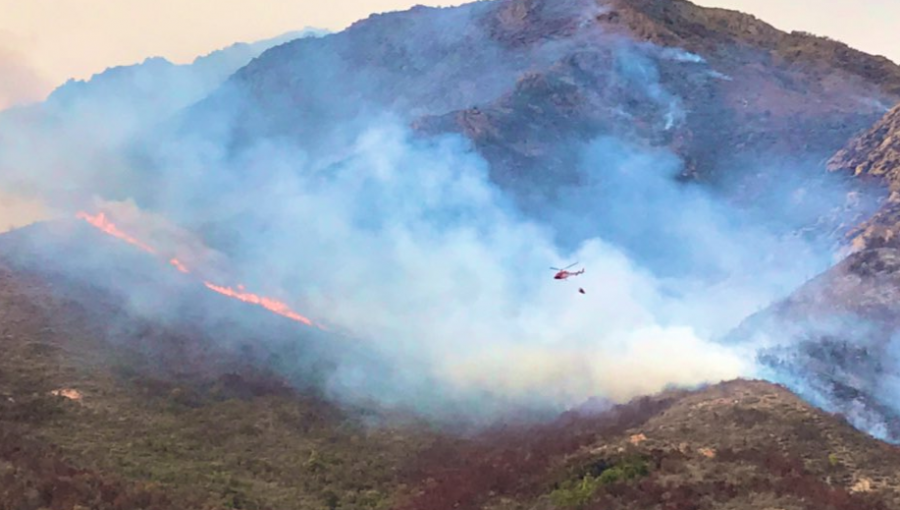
827, 105, 900, 248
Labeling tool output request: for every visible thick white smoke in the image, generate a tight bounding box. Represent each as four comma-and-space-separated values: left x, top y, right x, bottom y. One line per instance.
130, 118, 802, 420
0, 1, 859, 425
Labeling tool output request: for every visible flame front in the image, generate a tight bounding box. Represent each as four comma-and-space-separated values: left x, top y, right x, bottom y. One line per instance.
204, 283, 313, 326
170, 258, 190, 273
77, 211, 156, 254
77, 211, 318, 328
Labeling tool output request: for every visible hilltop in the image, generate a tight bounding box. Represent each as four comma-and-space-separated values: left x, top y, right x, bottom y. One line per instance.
172, 0, 899, 191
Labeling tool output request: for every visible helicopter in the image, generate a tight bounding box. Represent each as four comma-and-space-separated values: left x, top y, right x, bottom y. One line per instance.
551, 262, 586, 294
551, 262, 585, 280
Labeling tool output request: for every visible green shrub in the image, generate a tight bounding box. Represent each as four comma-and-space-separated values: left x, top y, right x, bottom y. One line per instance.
549, 474, 602, 509
597, 457, 649, 484
549, 456, 649, 508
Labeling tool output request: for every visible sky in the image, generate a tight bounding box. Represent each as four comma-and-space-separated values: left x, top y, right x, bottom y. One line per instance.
0, 0, 898, 108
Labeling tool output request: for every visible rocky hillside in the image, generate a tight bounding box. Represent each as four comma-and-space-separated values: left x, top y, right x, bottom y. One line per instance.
726, 105, 900, 441
724, 246, 900, 440
164, 0, 899, 199
827, 104, 900, 248
600, 0, 900, 96
417, 0, 900, 191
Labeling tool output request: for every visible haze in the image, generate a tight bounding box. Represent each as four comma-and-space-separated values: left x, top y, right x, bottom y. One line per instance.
1, 0, 898, 110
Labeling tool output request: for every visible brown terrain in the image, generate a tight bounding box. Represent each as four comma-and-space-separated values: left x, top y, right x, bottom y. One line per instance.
4, 250, 900, 510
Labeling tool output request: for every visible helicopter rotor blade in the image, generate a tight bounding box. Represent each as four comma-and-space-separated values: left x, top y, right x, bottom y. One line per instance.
564, 262, 578, 270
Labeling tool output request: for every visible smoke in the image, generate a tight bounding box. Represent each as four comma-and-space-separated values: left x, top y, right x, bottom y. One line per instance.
113, 112, 819, 422
0, 190, 57, 233
0, 0, 870, 426
0, 37, 51, 110
0, 29, 325, 210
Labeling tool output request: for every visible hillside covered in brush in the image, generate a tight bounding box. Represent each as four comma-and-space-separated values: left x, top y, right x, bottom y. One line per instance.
3, 246, 900, 510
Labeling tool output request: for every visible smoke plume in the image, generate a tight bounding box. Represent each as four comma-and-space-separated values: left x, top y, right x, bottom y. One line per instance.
0, 38, 50, 110
106, 113, 829, 422
0, 1, 872, 426
0, 190, 57, 233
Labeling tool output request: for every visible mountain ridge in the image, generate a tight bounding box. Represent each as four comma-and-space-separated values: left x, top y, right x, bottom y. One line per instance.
157, 0, 899, 223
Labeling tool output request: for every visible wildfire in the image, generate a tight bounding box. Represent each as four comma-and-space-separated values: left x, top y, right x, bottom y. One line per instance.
204, 283, 313, 326
76, 211, 156, 254
170, 258, 190, 273
76, 210, 317, 328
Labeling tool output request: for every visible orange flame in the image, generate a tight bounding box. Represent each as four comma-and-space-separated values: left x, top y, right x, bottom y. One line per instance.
204, 283, 313, 326
76, 211, 156, 254
170, 258, 190, 273
76, 210, 317, 328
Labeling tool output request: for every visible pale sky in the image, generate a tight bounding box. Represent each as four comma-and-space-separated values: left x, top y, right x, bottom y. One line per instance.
0, 0, 898, 109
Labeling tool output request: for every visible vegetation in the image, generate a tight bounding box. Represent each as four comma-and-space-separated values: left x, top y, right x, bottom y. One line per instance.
549, 456, 650, 508
5, 199, 900, 510
4, 273, 900, 510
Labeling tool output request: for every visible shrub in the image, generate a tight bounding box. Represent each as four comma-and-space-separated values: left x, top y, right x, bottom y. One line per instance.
597, 457, 649, 485
550, 474, 602, 508
549, 456, 650, 508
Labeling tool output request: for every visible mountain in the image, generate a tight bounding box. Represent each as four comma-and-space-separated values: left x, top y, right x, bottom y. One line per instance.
109, 0, 900, 280
161, 0, 899, 196
6, 0, 900, 508
415, 0, 900, 188
4, 0, 898, 431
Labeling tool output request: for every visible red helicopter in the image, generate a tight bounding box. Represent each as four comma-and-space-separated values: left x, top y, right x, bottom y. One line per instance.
551, 262, 586, 294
